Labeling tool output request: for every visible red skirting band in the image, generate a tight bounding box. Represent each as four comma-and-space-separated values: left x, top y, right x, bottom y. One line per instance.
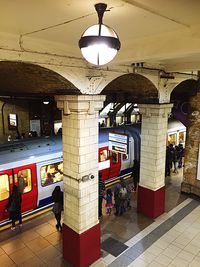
137, 185, 165, 218
63, 223, 100, 267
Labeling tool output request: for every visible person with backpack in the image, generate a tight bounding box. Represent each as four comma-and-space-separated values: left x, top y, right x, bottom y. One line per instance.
119, 182, 128, 215
6, 185, 22, 230
114, 183, 122, 216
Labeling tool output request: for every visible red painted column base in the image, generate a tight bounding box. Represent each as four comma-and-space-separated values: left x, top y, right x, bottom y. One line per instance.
137, 185, 165, 219
63, 223, 100, 267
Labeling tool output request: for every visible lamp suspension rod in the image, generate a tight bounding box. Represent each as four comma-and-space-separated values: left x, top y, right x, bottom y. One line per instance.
95, 3, 107, 36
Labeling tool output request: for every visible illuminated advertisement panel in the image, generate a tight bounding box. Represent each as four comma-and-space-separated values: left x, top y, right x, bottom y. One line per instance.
109, 132, 129, 155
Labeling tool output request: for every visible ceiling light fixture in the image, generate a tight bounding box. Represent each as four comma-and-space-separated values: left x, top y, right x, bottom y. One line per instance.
43, 101, 49, 105
79, 3, 121, 66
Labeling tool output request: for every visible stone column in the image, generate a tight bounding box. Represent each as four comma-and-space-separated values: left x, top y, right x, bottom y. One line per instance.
138, 104, 173, 218
181, 91, 200, 196
55, 95, 105, 267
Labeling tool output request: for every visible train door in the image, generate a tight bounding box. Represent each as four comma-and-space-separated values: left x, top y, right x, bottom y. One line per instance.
36, 159, 64, 207
13, 164, 38, 213
99, 147, 110, 181
0, 169, 13, 221
108, 151, 121, 179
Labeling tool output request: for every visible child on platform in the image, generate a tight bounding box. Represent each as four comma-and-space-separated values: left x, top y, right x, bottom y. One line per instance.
105, 188, 113, 215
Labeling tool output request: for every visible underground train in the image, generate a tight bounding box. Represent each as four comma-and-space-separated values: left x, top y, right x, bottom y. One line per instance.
0, 120, 186, 225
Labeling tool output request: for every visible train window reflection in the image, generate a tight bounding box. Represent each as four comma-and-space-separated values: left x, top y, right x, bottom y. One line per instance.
100, 150, 108, 162
111, 152, 118, 164
0, 174, 9, 201
179, 132, 185, 144
122, 154, 129, 161
17, 169, 32, 193
168, 133, 177, 145
40, 162, 63, 187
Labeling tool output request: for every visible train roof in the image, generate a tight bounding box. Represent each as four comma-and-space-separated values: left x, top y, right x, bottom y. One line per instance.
0, 120, 185, 170
0, 135, 62, 168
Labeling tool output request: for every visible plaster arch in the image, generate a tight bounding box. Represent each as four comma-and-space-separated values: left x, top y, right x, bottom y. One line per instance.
170, 78, 198, 126
100, 73, 159, 104
0, 60, 81, 96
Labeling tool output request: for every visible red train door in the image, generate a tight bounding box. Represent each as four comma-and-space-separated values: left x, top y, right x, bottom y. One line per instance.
0, 169, 13, 222
108, 151, 121, 179
13, 163, 38, 213
99, 146, 110, 181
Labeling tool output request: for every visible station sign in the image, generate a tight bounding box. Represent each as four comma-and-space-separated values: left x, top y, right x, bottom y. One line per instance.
109, 132, 129, 155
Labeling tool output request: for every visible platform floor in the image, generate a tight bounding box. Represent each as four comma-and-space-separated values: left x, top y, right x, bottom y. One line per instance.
1, 171, 199, 267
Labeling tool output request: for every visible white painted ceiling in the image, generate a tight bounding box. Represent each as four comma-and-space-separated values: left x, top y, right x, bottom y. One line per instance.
1, 0, 200, 72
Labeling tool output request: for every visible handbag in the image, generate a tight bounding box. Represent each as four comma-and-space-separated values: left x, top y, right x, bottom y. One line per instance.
52, 202, 62, 214
8, 201, 16, 212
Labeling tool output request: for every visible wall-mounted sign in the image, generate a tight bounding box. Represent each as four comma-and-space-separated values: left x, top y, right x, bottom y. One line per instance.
8, 113, 18, 130
197, 144, 200, 180
109, 132, 129, 154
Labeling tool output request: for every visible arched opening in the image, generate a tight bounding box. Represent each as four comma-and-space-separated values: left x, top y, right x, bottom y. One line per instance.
170, 79, 198, 126
0, 61, 81, 140
167, 79, 199, 207
0, 61, 80, 96
101, 73, 159, 104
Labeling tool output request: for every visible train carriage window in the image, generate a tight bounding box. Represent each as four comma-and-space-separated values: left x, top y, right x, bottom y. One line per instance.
179, 132, 185, 144
41, 162, 63, 187
0, 174, 9, 201
100, 150, 108, 162
168, 133, 177, 145
17, 169, 32, 193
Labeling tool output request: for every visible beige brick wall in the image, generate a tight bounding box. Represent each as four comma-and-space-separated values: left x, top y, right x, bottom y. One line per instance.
181, 92, 200, 196
0, 100, 29, 142
56, 95, 105, 234
139, 104, 173, 191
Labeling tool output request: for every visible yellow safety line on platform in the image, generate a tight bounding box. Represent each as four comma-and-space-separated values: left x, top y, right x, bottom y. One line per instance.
0, 175, 131, 231
106, 175, 131, 187
0, 207, 52, 231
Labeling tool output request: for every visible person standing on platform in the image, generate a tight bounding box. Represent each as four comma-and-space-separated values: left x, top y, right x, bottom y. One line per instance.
105, 188, 113, 215
119, 182, 128, 215
52, 186, 63, 232
98, 172, 105, 218
6, 185, 22, 230
114, 183, 122, 216
165, 146, 172, 177
18, 174, 27, 194
132, 159, 140, 191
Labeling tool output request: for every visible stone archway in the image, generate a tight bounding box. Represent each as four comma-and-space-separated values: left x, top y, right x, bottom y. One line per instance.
0, 61, 81, 96
170, 79, 198, 126
175, 78, 200, 197
101, 73, 159, 104
0, 61, 81, 141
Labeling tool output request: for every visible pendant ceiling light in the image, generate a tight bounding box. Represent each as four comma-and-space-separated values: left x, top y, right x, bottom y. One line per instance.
79, 3, 121, 66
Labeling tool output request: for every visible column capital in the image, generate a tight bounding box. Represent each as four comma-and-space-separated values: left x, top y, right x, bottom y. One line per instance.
55, 95, 106, 115
138, 103, 173, 118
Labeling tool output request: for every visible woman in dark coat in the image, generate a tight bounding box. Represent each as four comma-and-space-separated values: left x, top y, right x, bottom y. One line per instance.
52, 186, 63, 232
6, 185, 22, 230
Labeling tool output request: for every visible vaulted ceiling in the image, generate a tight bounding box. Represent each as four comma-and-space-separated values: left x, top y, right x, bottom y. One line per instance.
0, 0, 200, 72
0, 0, 200, 103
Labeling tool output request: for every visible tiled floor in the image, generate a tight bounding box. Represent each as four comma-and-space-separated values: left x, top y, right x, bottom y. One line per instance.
0, 170, 197, 267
